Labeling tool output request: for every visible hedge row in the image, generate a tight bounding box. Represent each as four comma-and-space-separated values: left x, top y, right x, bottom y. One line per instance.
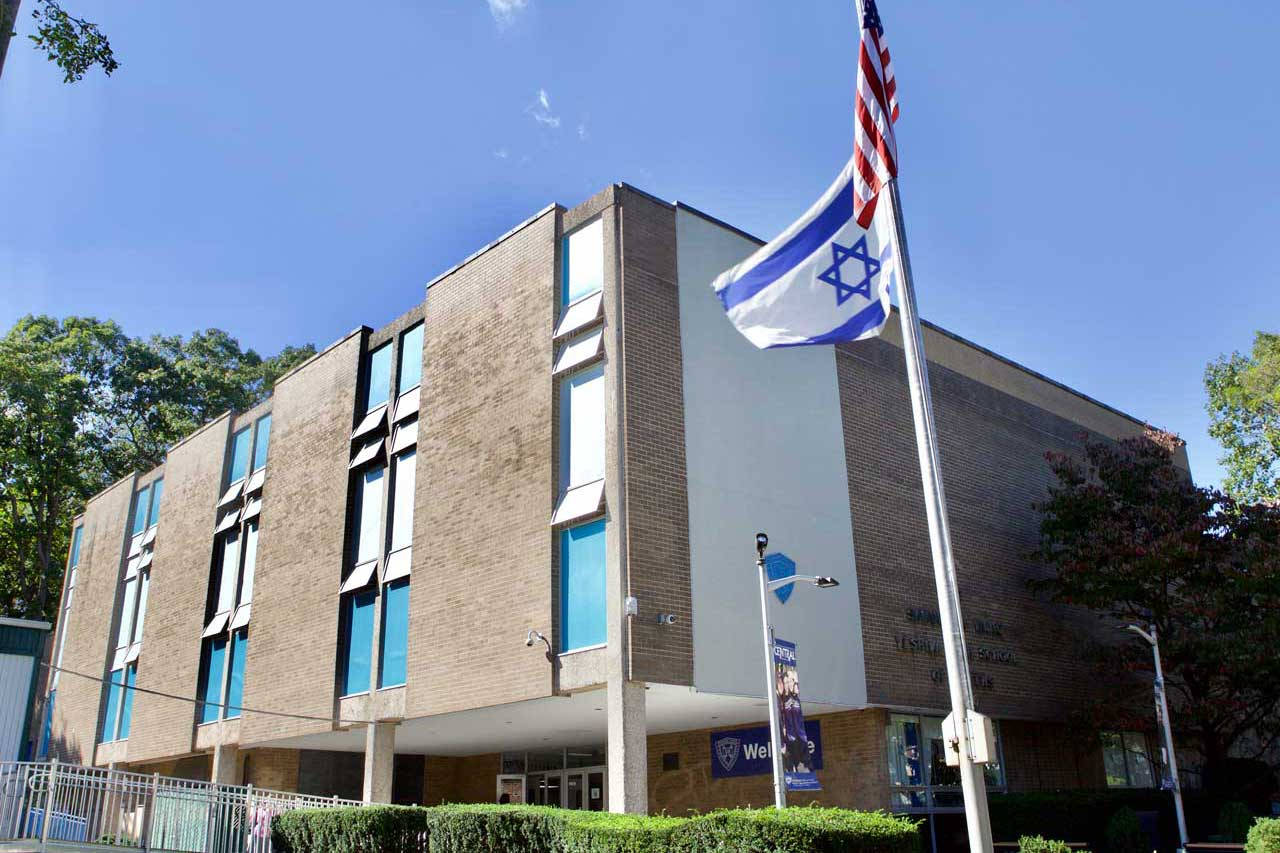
271, 803, 922, 853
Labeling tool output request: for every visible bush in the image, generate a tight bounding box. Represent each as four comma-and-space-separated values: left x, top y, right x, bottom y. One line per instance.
1105, 807, 1147, 853
271, 803, 921, 853
1246, 818, 1280, 853
679, 808, 921, 853
1018, 836, 1075, 853
1219, 802, 1256, 844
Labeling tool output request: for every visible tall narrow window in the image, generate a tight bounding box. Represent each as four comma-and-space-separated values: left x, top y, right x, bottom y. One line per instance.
341, 589, 376, 695
147, 479, 164, 527
563, 219, 604, 305
131, 485, 151, 538
560, 519, 606, 651
560, 365, 605, 488
216, 529, 241, 616
353, 467, 385, 566
117, 666, 137, 739
398, 324, 424, 395
252, 414, 272, 471
365, 344, 392, 412
239, 521, 258, 606
389, 451, 415, 553
226, 629, 247, 718
52, 526, 83, 691
132, 572, 149, 644
69, 526, 82, 568
378, 578, 409, 688
228, 427, 252, 484
101, 669, 123, 741
199, 637, 228, 725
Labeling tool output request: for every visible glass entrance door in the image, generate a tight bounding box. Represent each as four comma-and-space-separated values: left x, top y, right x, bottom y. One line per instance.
524, 767, 606, 810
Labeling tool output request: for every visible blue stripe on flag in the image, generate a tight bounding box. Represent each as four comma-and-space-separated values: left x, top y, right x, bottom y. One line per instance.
767, 297, 888, 349
717, 181, 854, 312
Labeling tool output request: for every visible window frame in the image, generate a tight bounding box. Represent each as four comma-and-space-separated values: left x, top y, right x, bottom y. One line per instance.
559, 518, 607, 653
561, 218, 605, 308
886, 712, 1006, 813
227, 426, 253, 485
364, 342, 393, 413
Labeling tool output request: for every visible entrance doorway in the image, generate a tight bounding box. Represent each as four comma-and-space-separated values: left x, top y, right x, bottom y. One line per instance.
526, 767, 606, 810
499, 746, 607, 811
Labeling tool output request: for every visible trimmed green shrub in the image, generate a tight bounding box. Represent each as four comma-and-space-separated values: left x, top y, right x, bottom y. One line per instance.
1018, 836, 1075, 853
271, 803, 921, 853
273, 805, 432, 853
1246, 818, 1280, 853
678, 807, 920, 853
1105, 807, 1146, 853
1218, 802, 1256, 844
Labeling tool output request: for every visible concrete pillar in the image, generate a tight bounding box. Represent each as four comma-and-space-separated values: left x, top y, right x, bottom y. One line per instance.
606, 678, 647, 813
211, 743, 239, 786
362, 721, 395, 803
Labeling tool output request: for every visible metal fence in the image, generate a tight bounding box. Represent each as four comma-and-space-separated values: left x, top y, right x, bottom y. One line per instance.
0, 760, 364, 852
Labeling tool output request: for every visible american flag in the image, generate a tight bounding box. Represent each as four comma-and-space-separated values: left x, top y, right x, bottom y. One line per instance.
854, 0, 900, 228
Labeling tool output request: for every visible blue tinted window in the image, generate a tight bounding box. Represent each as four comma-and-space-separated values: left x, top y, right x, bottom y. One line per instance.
200, 637, 227, 724
378, 579, 410, 688
38, 690, 55, 759
117, 665, 137, 739
342, 589, 376, 695
101, 669, 123, 741
226, 629, 247, 718
398, 325, 424, 394
69, 528, 83, 568
130, 485, 151, 536
366, 344, 392, 412
228, 427, 252, 484
147, 479, 164, 528
562, 219, 604, 305
560, 519, 607, 651
252, 414, 271, 471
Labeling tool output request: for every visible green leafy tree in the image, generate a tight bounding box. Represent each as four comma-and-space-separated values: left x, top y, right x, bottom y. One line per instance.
0, 0, 115, 83
0, 315, 313, 621
0, 316, 125, 620
1031, 429, 1280, 789
1207, 331, 1280, 505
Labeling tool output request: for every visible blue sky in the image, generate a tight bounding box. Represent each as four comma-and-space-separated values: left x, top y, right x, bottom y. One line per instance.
2, 0, 1277, 488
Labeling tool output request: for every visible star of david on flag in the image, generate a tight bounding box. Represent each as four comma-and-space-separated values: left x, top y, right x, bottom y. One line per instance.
711, 155, 895, 349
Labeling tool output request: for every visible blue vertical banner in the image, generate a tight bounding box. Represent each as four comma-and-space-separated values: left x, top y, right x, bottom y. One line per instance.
774, 638, 821, 791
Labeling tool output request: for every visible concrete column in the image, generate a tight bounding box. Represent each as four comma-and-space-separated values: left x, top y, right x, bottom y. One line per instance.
362, 721, 395, 803
606, 678, 647, 813
211, 742, 240, 786
601, 196, 648, 815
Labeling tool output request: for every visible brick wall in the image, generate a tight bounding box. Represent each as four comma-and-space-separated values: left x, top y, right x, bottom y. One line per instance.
424, 753, 502, 805
49, 474, 136, 764
241, 332, 363, 744
128, 416, 231, 763
647, 709, 889, 815
404, 208, 557, 717
614, 188, 693, 686
247, 748, 301, 791
838, 336, 1120, 720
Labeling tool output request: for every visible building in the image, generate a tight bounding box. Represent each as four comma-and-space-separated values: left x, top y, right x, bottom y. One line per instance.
44, 184, 1183, 849
0, 617, 51, 762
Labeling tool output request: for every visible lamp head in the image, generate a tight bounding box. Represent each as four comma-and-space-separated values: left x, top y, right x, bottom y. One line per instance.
755, 532, 769, 558
814, 576, 840, 589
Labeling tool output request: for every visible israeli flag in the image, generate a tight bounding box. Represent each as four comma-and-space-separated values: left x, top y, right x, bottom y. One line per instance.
712, 156, 895, 349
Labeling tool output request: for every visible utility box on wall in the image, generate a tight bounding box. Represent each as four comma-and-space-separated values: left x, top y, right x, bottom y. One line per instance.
0, 617, 51, 762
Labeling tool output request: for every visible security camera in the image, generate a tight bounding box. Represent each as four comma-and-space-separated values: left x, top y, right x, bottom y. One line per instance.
525, 636, 535, 647
755, 532, 769, 557
657, 613, 679, 625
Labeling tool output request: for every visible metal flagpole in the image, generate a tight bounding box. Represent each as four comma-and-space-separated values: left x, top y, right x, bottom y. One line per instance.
885, 175, 995, 853
756, 544, 788, 809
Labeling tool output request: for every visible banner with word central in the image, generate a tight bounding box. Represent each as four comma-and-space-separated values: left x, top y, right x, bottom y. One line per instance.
774, 638, 821, 791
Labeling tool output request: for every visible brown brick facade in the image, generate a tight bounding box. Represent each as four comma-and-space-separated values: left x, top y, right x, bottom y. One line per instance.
49, 474, 136, 764
838, 335, 1132, 719
241, 331, 363, 745
404, 208, 558, 717
128, 416, 230, 763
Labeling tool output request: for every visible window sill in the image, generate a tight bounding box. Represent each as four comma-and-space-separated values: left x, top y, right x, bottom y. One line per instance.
559, 642, 606, 656
339, 690, 370, 699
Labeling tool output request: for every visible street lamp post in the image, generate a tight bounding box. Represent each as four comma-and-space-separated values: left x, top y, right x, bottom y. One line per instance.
754, 532, 839, 810
1126, 623, 1188, 853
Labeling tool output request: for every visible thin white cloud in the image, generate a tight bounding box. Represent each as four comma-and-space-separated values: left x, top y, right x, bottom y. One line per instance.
527, 88, 560, 128
494, 148, 509, 160
487, 0, 527, 27
577, 119, 588, 141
